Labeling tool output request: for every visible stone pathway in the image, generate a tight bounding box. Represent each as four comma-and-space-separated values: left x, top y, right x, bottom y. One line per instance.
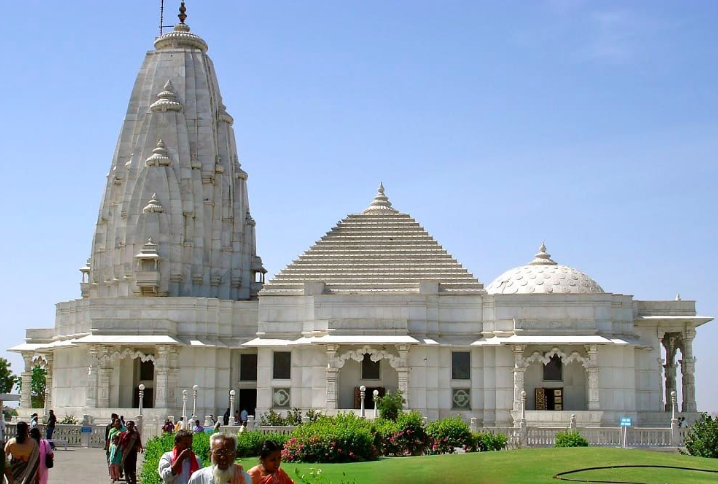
48, 447, 145, 484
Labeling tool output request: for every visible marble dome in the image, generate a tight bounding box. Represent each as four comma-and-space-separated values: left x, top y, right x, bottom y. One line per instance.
486, 244, 604, 295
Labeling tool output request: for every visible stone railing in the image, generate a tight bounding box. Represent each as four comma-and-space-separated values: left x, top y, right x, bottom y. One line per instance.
578, 427, 622, 447
480, 426, 521, 449
626, 427, 673, 447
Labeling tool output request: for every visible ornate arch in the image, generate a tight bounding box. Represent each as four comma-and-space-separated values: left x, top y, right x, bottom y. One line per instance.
333, 345, 401, 369
32, 354, 49, 368
99, 348, 155, 364
523, 347, 589, 369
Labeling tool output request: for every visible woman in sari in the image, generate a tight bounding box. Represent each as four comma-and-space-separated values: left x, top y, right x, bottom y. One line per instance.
4, 421, 40, 484
247, 440, 294, 484
119, 420, 143, 484
29, 427, 53, 484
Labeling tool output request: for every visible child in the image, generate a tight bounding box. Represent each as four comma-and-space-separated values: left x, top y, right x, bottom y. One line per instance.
108, 434, 122, 482
248, 440, 294, 484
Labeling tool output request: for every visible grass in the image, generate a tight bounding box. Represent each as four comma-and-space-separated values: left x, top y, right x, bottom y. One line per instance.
243, 448, 718, 484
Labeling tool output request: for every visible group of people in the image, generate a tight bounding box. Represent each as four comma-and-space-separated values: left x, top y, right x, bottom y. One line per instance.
159, 432, 294, 484
161, 408, 251, 438
104, 413, 143, 484
2, 420, 54, 484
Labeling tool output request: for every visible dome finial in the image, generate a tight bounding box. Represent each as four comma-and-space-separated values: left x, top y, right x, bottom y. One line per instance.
675, 293, 681, 301
178, 1, 187, 24
363, 183, 398, 214
529, 242, 557, 265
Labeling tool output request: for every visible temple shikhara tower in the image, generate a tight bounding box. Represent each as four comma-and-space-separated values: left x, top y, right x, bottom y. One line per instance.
10, 5, 713, 428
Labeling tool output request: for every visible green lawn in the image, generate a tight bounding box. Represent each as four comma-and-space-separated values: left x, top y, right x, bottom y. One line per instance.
242, 448, 718, 484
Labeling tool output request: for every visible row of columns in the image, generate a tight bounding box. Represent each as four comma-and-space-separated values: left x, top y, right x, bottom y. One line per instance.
86, 344, 180, 409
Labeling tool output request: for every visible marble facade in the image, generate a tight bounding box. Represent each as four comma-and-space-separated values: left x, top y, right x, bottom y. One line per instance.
9, 7, 713, 427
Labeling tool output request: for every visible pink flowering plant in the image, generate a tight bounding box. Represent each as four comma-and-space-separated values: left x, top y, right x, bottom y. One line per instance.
426, 416, 473, 454
373, 411, 429, 456
282, 413, 376, 463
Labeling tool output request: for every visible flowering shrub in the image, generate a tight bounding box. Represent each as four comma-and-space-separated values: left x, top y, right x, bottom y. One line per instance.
282, 414, 376, 463
236, 431, 290, 457
426, 416, 472, 454
374, 411, 429, 456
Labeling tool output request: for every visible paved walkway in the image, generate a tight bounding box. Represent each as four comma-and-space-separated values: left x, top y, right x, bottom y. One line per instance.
48, 447, 145, 484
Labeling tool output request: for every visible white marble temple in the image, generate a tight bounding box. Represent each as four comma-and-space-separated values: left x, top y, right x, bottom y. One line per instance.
8, 7, 713, 428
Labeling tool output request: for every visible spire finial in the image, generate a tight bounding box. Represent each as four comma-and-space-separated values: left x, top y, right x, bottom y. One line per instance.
178, 1, 187, 24
529, 242, 557, 265
675, 293, 681, 301
363, 183, 398, 214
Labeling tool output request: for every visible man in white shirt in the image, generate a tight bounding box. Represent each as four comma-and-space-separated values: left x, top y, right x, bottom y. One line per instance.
188, 433, 251, 484
158, 430, 202, 484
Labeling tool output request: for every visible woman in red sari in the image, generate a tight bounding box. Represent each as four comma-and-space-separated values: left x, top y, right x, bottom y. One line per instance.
119, 420, 143, 484
247, 440, 294, 484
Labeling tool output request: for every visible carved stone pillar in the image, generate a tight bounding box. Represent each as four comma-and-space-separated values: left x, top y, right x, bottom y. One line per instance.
656, 358, 665, 411
680, 329, 697, 412
584, 345, 600, 410
325, 345, 339, 410
664, 362, 677, 412
20, 352, 33, 409
511, 345, 526, 412
662, 334, 678, 412
86, 346, 99, 408
167, 347, 180, 408
98, 347, 113, 409
154, 345, 170, 408
396, 345, 411, 409
44, 353, 54, 411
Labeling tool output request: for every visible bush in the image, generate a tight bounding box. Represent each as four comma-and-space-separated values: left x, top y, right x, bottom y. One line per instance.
684, 413, 718, 458
372, 418, 399, 455
466, 432, 508, 452
236, 431, 290, 457
375, 390, 405, 421
554, 430, 589, 447
140, 433, 176, 484
260, 408, 320, 426
261, 409, 291, 426
373, 411, 429, 456
426, 417, 472, 454
283, 414, 376, 463
59, 415, 78, 424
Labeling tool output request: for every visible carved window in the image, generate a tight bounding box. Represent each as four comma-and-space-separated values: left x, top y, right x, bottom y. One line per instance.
361, 354, 381, 380
272, 388, 291, 408
240, 354, 257, 381
452, 352, 471, 380
543, 354, 563, 381
452, 389, 471, 410
273, 352, 291, 380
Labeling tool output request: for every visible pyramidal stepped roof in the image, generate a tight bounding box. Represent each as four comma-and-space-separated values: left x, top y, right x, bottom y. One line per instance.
262, 185, 483, 295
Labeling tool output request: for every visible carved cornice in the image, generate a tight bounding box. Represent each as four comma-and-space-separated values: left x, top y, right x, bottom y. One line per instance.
522, 346, 591, 369
331, 345, 401, 369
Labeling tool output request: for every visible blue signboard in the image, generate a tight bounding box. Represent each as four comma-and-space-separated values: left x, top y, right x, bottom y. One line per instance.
620, 417, 632, 427
81, 426, 93, 433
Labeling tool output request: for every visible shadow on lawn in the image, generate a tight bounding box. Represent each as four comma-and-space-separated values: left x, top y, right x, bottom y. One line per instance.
554, 464, 718, 483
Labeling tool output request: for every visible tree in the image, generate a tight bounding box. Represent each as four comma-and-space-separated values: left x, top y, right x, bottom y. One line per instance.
0, 357, 19, 393
684, 413, 718, 458
16, 366, 47, 408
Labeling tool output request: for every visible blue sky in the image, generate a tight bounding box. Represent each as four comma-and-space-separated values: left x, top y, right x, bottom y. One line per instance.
1, 1, 716, 413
